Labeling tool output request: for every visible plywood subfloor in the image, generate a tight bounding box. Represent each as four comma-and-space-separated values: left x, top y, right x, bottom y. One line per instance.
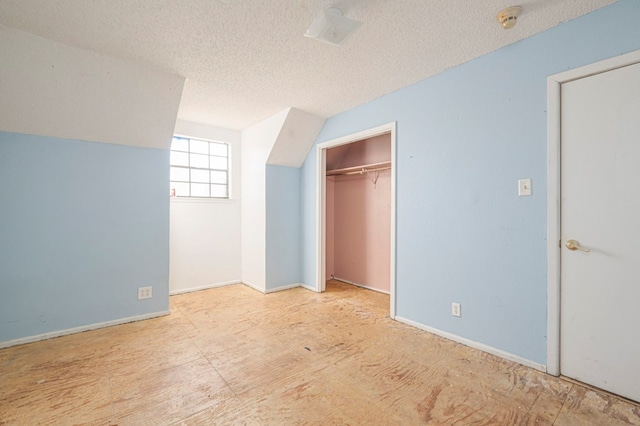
1, 280, 639, 425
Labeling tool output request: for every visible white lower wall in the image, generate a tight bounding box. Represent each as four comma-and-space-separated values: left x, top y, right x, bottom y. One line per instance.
170, 121, 242, 293
240, 110, 289, 290
169, 199, 241, 293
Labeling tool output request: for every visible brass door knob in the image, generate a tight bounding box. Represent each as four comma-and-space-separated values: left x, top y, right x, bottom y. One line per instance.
566, 239, 590, 253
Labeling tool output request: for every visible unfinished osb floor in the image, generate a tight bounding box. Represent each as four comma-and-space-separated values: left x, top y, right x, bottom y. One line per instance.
2, 281, 639, 425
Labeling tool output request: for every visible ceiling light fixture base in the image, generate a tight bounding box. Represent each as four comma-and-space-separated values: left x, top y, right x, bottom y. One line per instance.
304, 7, 362, 46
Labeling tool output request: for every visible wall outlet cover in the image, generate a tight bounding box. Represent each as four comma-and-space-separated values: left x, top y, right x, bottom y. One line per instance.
138, 286, 153, 300
452, 302, 461, 317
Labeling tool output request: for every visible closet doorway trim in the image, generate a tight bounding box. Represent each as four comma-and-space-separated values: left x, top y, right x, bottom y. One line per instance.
314, 122, 397, 319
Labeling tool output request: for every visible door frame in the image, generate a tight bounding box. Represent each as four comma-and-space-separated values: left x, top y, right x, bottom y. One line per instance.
315, 122, 397, 318
546, 49, 640, 375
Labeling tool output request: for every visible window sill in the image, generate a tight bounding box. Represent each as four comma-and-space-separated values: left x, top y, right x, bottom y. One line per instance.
170, 197, 237, 204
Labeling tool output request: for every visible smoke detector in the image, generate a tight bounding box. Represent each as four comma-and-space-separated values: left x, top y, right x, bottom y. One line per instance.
497, 6, 523, 30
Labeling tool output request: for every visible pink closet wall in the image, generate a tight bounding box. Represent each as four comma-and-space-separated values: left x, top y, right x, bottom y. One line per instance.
326, 134, 391, 293
326, 177, 335, 279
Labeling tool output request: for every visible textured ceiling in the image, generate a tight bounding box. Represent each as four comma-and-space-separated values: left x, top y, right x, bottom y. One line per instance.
0, 0, 616, 130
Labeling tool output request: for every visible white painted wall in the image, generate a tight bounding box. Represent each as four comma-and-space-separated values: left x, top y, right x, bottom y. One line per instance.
240, 108, 325, 292
169, 120, 242, 294
267, 108, 326, 167
240, 110, 288, 291
0, 25, 184, 150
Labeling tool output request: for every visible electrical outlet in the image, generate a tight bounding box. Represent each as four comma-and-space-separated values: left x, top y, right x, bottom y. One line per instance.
138, 286, 152, 300
451, 302, 461, 317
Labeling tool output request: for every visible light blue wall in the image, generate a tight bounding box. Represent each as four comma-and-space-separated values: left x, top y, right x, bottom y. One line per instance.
266, 164, 301, 290
300, 0, 640, 364
0, 132, 169, 343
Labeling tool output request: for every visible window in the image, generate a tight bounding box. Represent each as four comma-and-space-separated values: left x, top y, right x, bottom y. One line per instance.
170, 136, 229, 198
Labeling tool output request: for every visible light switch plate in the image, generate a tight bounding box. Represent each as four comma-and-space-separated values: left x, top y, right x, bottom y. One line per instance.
518, 178, 532, 196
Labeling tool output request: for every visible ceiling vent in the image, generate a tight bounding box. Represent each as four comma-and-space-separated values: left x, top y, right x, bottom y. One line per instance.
497, 6, 523, 30
304, 8, 362, 46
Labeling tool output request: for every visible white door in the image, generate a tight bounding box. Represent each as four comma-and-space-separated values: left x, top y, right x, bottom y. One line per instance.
560, 61, 640, 402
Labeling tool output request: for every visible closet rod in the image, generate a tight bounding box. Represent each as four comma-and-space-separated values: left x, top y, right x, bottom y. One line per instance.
326, 161, 391, 176
339, 165, 391, 176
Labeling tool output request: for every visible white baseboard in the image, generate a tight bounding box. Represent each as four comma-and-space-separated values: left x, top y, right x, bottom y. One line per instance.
170, 280, 241, 295
264, 283, 302, 294
333, 277, 390, 295
171, 280, 304, 296
395, 316, 546, 372
242, 280, 266, 294
300, 283, 318, 292
0, 310, 170, 349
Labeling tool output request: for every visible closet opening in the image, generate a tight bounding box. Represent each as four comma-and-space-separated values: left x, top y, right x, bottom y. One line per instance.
315, 123, 396, 318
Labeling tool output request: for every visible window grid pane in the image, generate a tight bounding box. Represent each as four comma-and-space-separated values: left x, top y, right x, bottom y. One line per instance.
210, 170, 227, 184
170, 136, 229, 198
210, 143, 227, 157
170, 151, 189, 167
190, 139, 209, 155
211, 184, 227, 198
170, 181, 190, 197
171, 137, 189, 152
170, 167, 190, 182
191, 169, 209, 183
210, 156, 227, 171
190, 183, 209, 197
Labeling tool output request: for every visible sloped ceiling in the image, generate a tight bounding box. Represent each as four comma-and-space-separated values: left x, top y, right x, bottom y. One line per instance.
0, 0, 616, 130
0, 25, 184, 149
267, 108, 325, 168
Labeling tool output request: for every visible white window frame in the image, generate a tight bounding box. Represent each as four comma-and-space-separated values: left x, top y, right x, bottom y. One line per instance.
170, 135, 230, 199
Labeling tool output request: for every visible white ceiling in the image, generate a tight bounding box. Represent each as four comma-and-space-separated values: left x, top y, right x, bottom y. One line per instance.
0, 0, 616, 130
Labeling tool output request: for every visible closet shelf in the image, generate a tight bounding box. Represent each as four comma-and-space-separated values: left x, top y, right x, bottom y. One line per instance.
326, 161, 391, 176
